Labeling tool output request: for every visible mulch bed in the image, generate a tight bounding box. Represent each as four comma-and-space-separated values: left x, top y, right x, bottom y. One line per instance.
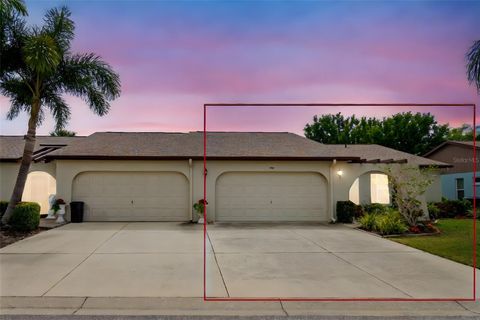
0, 226, 47, 249
382, 230, 441, 238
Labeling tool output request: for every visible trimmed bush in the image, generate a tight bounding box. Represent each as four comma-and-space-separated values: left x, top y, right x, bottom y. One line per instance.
375, 210, 407, 235
9, 202, 40, 232
359, 213, 377, 231
427, 202, 440, 219
435, 199, 472, 218
362, 203, 389, 215
336, 201, 360, 223
0, 201, 8, 220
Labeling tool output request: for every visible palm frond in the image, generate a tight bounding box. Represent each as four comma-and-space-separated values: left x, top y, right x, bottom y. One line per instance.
0, 76, 32, 117
60, 53, 120, 115
42, 90, 70, 129
466, 40, 480, 93
5, 100, 25, 120
0, 8, 28, 75
42, 6, 74, 54
0, 0, 27, 16
23, 32, 60, 75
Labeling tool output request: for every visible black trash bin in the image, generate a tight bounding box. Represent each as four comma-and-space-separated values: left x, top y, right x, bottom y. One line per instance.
70, 201, 84, 223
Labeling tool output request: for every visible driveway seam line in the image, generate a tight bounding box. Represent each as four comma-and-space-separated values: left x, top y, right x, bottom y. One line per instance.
72, 296, 88, 315
456, 301, 480, 315
279, 300, 289, 316
207, 231, 230, 298
41, 222, 128, 296
290, 229, 414, 298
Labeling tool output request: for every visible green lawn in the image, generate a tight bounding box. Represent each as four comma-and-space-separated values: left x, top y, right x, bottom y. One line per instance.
391, 219, 479, 267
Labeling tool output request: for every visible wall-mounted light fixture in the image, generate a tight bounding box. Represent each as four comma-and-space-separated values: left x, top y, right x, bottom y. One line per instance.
337, 170, 343, 177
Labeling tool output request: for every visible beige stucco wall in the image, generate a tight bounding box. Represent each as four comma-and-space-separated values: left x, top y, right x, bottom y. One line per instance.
425, 174, 442, 203
0, 162, 56, 214
1, 158, 439, 221
0, 161, 56, 201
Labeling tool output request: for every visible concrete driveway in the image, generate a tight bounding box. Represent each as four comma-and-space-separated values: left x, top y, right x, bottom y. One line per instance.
0, 222, 474, 299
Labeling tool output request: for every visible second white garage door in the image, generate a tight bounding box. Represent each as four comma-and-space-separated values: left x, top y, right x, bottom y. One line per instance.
72, 171, 189, 221
216, 172, 328, 222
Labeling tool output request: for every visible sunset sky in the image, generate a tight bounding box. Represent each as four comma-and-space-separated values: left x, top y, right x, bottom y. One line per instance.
0, 0, 479, 136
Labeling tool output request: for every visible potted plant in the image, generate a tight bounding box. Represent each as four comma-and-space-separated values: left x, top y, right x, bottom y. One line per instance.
54, 198, 66, 223
193, 199, 208, 224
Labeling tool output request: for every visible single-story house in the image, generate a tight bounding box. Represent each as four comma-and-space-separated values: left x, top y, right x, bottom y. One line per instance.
0, 132, 445, 222
424, 140, 480, 201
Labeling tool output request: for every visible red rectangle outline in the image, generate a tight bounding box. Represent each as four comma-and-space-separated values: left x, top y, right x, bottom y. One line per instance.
203, 103, 477, 302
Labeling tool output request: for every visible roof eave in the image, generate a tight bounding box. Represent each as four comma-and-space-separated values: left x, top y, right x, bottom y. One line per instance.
424, 141, 480, 157
44, 155, 362, 162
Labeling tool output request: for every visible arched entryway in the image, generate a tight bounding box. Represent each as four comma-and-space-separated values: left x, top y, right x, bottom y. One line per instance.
22, 171, 56, 214
348, 171, 390, 205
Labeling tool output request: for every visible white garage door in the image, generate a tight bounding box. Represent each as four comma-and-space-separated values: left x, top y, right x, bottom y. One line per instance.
72, 172, 189, 221
216, 172, 328, 222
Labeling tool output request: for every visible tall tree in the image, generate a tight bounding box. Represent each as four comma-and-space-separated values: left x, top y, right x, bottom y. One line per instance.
467, 40, 480, 93
304, 112, 449, 155
0, 6, 121, 224
447, 124, 480, 141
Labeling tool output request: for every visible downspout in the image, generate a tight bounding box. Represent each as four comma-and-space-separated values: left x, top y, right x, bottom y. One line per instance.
330, 159, 336, 223
189, 158, 193, 221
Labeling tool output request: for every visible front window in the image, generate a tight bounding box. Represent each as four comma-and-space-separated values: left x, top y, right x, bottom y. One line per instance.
456, 178, 465, 200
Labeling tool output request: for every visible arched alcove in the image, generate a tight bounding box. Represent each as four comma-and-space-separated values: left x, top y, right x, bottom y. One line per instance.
22, 171, 56, 214
348, 171, 390, 205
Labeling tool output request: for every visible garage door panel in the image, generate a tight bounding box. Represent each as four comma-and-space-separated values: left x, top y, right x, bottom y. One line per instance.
216, 172, 327, 222
73, 172, 189, 222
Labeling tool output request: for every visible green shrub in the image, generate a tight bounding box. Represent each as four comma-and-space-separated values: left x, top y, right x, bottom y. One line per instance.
336, 201, 360, 223
375, 210, 407, 235
359, 213, 377, 231
435, 199, 472, 218
362, 203, 389, 215
427, 202, 440, 219
9, 202, 40, 232
0, 201, 8, 220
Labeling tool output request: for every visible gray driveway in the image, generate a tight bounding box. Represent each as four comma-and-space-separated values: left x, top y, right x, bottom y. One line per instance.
0, 222, 474, 299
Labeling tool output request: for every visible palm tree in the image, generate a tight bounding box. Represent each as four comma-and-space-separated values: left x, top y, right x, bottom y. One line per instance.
0, 6, 120, 224
467, 40, 480, 92
0, 0, 27, 16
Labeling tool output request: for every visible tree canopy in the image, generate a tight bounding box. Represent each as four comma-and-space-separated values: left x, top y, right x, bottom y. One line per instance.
304, 112, 450, 155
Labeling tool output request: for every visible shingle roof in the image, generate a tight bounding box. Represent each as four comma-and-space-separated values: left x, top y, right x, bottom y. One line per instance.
423, 140, 480, 157
38, 131, 446, 167
0, 136, 85, 161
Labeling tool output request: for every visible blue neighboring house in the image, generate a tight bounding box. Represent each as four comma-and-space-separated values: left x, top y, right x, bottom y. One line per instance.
424, 141, 480, 201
